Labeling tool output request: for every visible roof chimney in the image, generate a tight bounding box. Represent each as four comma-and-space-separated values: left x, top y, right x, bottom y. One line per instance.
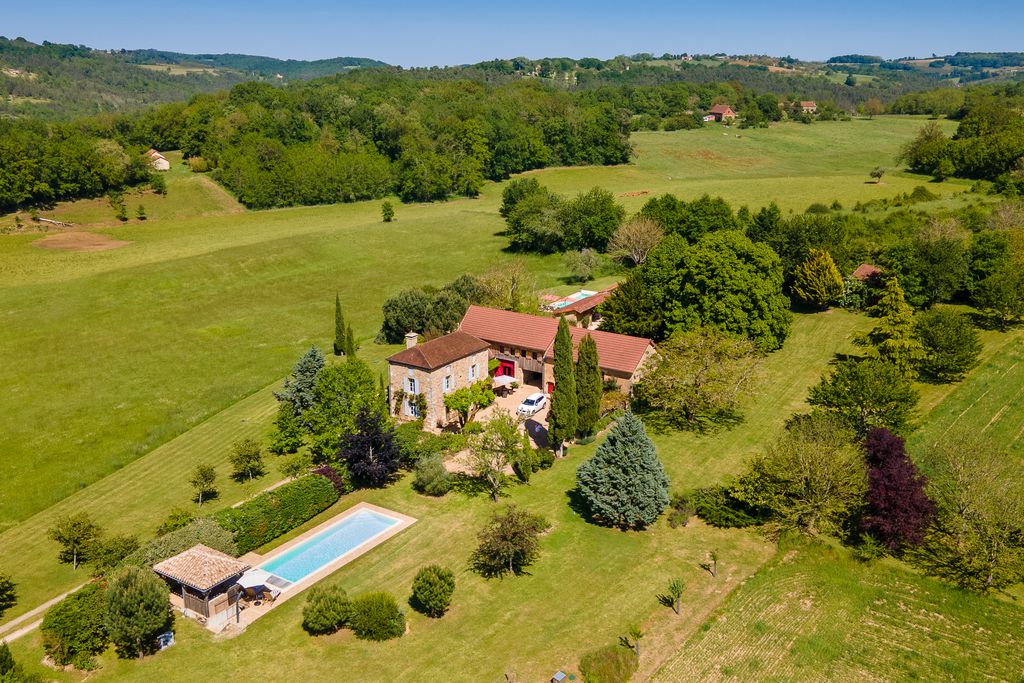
405, 332, 419, 349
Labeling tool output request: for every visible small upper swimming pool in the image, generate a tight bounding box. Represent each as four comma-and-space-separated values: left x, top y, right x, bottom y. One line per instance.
260, 508, 401, 584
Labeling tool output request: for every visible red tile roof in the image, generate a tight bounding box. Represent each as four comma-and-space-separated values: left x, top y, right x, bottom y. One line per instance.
459, 306, 653, 376
387, 330, 489, 371
800, 101, 817, 107
852, 263, 883, 281
558, 286, 618, 315
709, 104, 735, 114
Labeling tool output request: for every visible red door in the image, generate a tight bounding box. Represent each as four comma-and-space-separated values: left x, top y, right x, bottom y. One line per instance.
496, 360, 516, 377
546, 382, 554, 394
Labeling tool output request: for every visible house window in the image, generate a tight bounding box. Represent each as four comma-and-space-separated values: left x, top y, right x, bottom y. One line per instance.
443, 375, 452, 392
469, 364, 478, 380
407, 378, 417, 393
531, 352, 538, 360
405, 399, 419, 417
520, 349, 527, 358
500, 346, 506, 354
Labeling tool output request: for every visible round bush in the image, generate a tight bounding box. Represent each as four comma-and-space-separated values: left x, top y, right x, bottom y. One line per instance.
411, 565, 455, 618
349, 592, 405, 641
412, 456, 453, 496
302, 585, 351, 635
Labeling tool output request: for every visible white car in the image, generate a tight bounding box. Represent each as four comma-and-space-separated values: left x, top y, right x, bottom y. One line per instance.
516, 392, 548, 417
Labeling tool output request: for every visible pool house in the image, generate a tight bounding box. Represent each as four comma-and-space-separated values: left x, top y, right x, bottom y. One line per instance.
153, 544, 250, 630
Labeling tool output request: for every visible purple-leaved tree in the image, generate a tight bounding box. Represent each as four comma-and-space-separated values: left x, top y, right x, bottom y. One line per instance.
862, 428, 935, 550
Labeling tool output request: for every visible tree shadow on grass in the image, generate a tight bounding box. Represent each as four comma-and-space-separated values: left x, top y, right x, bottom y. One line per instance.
449, 472, 491, 498
192, 491, 221, 506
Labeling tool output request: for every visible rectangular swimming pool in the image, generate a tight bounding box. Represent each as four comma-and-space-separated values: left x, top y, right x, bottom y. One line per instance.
260, 508, 400, 583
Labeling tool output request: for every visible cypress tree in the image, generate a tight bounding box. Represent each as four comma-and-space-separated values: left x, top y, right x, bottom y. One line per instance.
792, 248, 844, 309
576, 333, 602, 437
334, 293, 346, 356
859, 277, 925, 377
549, 317, 578, 454
575, 411, 670, 528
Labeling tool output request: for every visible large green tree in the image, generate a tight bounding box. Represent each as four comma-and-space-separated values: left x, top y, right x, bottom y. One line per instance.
105, 566, 173, 659
468, 409, 529, 501
913, 431, 1024, 592
914, 308, 981, 382
575, 411, 670, 529
470, 504, 549, 578
306, 357, 383, 461
858, 277, 925, 377
975, 264, 1024, 330
633, 327, 762, 431
0, 574, 15, 618
557, 186, 625, 252
602, 231, 792, 350
731, 414, 866, 537
575, 333, 602, 437
549, 317, 578, 454
807, 359, 919, 437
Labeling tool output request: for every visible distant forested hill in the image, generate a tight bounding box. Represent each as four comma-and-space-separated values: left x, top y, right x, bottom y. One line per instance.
124, 50, 387, 79
0, 37, 385, 119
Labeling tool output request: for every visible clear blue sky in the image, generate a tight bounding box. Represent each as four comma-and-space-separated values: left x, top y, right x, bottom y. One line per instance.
5, 0, 1022, 66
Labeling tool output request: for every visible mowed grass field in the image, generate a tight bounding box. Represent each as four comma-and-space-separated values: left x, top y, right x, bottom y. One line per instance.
0, 117, 973, 528
653, 540, 1024, 682
5, 311, 863, 681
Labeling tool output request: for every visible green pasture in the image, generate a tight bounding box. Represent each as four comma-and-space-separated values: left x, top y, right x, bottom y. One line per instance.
654, 539, 1024, 681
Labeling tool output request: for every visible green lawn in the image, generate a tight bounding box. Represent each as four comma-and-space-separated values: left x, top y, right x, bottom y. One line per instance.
909, 330, 1024, 463
0, 117, 959, 527
653, 539, 1024, 682
5, 309, 867, 680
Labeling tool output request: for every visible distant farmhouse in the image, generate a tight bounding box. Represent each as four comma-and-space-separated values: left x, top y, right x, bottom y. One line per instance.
387, 306, 655, 428
800, 101, 818, 114
545, 285, 617, 329
708, 104, 737, 122
146, 148, 170, 171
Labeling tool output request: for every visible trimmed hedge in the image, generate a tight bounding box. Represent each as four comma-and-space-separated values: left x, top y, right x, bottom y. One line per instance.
216, 474, 339, 554
40, 583, 109, 669
121, 518, 236, 568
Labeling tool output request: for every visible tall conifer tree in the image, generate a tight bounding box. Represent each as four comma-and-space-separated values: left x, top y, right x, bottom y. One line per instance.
549, 317, 578, 454
575, 411, 669, 528
334, 294, 346, 356
345, 324, 358, 358
576, 333, 602, 437
859, 277, 925, 377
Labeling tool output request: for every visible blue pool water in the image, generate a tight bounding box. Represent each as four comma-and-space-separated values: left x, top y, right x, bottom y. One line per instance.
260, 509, 399, 583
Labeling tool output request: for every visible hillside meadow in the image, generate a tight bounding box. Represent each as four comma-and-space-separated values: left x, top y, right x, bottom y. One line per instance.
3, 116, 1021, 681
0, 117, 974, 526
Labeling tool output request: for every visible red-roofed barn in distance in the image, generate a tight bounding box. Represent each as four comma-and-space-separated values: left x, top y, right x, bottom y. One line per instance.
386, 306, 655, 430
708, 104, 736, 121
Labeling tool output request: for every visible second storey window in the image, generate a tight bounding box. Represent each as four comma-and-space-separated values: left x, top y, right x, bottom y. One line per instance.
443, 375, 452, 392
407, 378, 417, 393
469, 363, 478, 380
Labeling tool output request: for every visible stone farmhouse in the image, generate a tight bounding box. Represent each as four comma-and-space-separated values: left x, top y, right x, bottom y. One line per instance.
146, 148, 170, 171
387, 306, 655, 428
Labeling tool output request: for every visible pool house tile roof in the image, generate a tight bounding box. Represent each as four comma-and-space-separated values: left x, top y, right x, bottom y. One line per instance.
153, 544, 250, 593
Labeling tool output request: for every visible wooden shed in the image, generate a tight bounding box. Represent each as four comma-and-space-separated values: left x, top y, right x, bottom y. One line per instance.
153, 544, 250, 629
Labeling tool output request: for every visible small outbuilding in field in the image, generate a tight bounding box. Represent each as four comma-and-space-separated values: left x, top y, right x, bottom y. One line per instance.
708, 104, 736, 122
145, 148, 170, 171
800, 101, 818, 114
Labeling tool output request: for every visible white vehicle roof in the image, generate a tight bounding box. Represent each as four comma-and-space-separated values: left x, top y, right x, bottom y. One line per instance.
524, 392, 545, 401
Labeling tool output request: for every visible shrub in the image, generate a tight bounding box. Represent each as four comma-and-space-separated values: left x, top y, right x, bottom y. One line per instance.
302, 585, 351, 635
312, 463, 351, 495
667, 492, 694, 529
349, 592, 405, 641
691, 486, 763, 528
0, 574, 15, 618
410, 565, 455, 618
533, 447, 555, 470
41, 583, 109, 668
471, 504, 549, 578
579, 643, 639, 683
88, 535, 141, 577
123, 518, 236, 568
105, 566, 173, 659
155, 507, 195, 537
216, 474, 339, 554
914, 309, 981, 382
412, 456, 453, 496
